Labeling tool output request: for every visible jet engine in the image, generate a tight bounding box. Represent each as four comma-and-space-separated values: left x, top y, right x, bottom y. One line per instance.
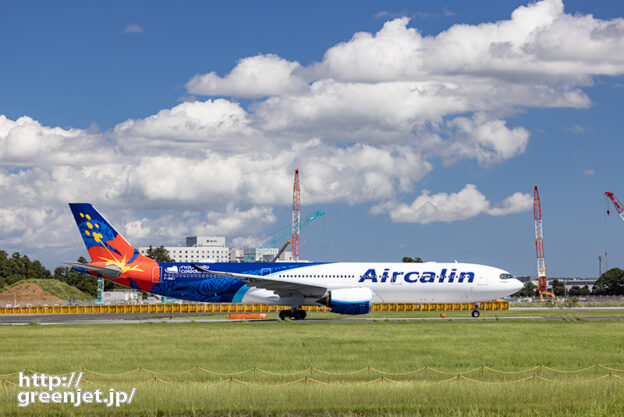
317, 287, 373, 315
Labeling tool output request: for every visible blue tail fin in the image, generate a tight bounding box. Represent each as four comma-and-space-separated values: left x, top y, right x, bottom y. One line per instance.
69, 203, 136, 262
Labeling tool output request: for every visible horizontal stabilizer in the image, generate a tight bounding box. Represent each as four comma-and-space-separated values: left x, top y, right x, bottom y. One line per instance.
64, 262, 122, 279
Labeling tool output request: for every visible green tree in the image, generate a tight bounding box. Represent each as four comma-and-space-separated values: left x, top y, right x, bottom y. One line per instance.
54, 256, 124, 297
145, 246, 175, 262
592, 268, 624, 295
0, 250, 126, 297
568, 285, 581, 296
568, 285, 591, 296
54, 256, 97, 297
0, 250, 8, 288
513, 282, 537, 297
580, 285, 591, 296
402, 257, 424, 263
551, 279, 566, 297
0, 251, 51, 288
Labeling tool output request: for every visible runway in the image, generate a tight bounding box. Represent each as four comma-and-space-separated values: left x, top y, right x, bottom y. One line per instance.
2, 312, 624, 325
0, 312, 212, 324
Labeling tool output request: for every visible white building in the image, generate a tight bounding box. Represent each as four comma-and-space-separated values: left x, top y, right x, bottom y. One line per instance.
139, 236, 229, 263
240, 247, 293, 262
229, 248, 245, 262
186, 236, 225, 247
103, 290, 140, 304
140, 235, 295, 263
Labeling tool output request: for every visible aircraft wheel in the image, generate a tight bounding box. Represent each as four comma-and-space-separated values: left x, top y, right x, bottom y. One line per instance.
471, 310, 480, 318
279, 310, 291, 320
293, 309, 307, 320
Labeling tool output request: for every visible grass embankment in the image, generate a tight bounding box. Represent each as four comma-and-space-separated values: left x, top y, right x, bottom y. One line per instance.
1, 279, 92, 301
1, 320, 623, 416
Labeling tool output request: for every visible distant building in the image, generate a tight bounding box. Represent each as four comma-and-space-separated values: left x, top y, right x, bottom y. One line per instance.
139, 236, 229, 263
140, 235, 294, 263
558, 278, 597, 291
103, 290, 140, 304
517, 276, 597, 291
229, 248, 244, 262
186, 236, 225, 247
241, 247, 293, 262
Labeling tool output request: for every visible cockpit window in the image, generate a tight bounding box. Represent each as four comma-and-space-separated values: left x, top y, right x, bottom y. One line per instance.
499, 273, 514, 279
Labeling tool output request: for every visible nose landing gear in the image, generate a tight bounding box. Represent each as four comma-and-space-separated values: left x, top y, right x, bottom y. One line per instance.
471, 303, 480, 318
279, 308, 307, 321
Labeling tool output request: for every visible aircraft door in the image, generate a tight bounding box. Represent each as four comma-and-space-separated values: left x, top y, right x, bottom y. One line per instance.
261, 268, 271, 276
152, 266, 160, 283
478, 275, 488, 286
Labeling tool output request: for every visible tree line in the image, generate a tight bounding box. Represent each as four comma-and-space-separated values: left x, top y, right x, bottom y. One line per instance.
513, 268, 624, 297
0, 246, 175, 296
0, 251, 122, 297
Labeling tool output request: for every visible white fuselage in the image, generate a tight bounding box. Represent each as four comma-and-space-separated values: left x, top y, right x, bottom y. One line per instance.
238, 262, 523, 305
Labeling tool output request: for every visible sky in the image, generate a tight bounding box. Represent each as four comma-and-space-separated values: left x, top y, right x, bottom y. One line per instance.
1, 0, 624, 277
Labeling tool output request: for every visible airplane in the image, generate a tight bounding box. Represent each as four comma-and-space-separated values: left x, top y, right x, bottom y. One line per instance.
66, 203, 524, 320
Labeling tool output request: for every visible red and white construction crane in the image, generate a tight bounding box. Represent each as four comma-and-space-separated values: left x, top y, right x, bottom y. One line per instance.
605, 192, 624, 222
534, 186, 548, 294
292, 169, 301, 261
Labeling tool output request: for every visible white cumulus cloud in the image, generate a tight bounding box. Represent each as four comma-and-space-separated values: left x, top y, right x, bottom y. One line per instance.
113, 99, 255, 152
371, 185, 532, 224
0, 115, 112, 166
438, 113, 530, 167
182, 0, 624, 170
487, 192, 533, 216
2, 0, 624, 252
186, 54, 308, 98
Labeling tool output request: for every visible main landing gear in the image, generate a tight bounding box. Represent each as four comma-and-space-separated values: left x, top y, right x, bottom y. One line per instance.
279, 308, 307, 321
471, 303, 480, 318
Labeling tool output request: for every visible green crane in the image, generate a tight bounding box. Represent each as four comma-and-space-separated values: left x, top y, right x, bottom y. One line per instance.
244, 210, 325, 262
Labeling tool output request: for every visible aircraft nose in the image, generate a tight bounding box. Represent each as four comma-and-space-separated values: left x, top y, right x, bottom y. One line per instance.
510, 278, 524, 292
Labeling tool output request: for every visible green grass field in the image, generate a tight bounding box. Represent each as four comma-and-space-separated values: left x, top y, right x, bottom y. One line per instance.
2, 319, 624, 416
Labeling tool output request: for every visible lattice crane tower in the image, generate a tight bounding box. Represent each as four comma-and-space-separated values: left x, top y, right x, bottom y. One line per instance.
292, 169, 301, 261
605, 192, 624, 222
534, 186, 547, 293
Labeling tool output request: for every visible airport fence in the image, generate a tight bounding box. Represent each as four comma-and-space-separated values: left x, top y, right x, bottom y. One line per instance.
511, 296, 624, 303
510, 296, 624, 307
0, 300, 509, 315
1, 363, 622, 387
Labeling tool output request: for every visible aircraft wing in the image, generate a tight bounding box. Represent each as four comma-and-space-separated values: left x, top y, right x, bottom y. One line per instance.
191, 264, 328, 298
64, 262, 122, 279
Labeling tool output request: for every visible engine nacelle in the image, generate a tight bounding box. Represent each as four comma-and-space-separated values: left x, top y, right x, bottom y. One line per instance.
317, 287, 373, 315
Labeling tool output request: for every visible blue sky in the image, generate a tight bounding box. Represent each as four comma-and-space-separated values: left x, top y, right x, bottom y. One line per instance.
1, 0, 623, 277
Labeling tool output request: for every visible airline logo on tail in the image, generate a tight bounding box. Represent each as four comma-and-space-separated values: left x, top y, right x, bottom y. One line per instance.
69, 203, 159, 291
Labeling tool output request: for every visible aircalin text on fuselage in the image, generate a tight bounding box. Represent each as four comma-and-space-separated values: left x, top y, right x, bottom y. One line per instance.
359, 268, 474, 283
65, 203, 524, 320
